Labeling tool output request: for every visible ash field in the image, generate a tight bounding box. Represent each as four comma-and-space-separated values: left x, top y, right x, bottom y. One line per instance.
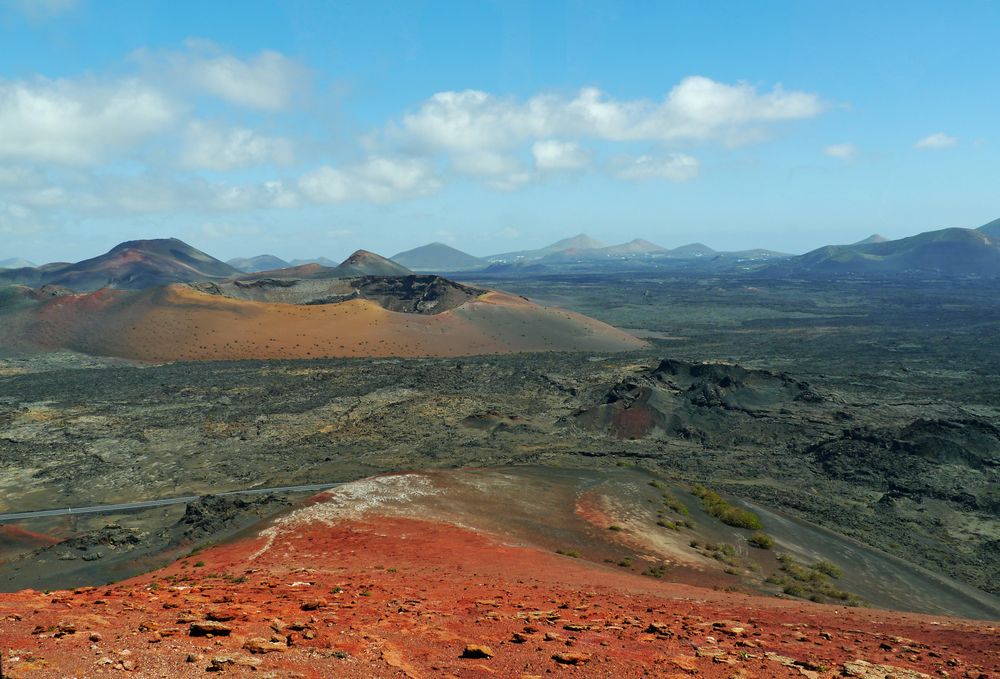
1, 271, 998, 620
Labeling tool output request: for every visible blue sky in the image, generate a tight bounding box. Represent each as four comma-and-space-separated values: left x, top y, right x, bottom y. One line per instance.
0, 0, 997, 263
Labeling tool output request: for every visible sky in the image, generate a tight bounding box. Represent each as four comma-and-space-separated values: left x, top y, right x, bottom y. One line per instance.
0, 0, 997, 263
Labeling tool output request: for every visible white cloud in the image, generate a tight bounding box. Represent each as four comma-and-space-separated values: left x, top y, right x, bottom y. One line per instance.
0, 165, 42, 187
0, 201, 54, 234
153, 41, 307, 110
915, 132, 958, 149
825, 143, 857, 161
394, 77, 824, 154
0, 77, 178, 165
201, 221, 263, 239
532, 140, 589, 171
181, 122, 294, 170
298, 157, 441, 204
451, 151, 523, 177
612, 154, 700, 183
3, 0, 77, 20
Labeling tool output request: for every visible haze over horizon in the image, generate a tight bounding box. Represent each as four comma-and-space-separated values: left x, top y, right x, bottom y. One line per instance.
1, 0, 997, 263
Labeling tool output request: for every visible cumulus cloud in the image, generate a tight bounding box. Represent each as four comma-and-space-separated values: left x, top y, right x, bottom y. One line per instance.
148, 41, 308, 110
915, 132, 958, 149
181, 122, 294, 170
825, 143, 857, 161
298, 157, 441, 204
0, 77, 178, 165
532, 140, 590, 171
612, 154, 700, 183
0, 201, 54, 234
394, 77, 824, 154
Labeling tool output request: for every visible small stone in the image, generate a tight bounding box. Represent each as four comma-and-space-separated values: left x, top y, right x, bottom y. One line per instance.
244, 637, 287, 654
461, 644, 495, 659
646, 621, 674, 636
300, 598, 326, 611
190, 620, 232, 637
89, 632, 103, 642
553, 652, 591, 665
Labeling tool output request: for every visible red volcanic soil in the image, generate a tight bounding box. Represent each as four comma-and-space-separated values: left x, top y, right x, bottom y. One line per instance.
16, 285, 646, 361
1, 494, 996, 677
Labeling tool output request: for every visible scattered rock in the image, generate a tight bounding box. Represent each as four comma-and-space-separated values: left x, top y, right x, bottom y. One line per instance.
842, 659, 931, 678
189, 620, 232, 637
552, 652, 591, 665
300, 598, 326, 611
461, 644, 494, 659
244, 637, 287, 654
646, 621, 674, 636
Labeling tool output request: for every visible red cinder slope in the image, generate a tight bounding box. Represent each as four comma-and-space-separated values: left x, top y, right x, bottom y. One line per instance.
1, 475, 996, 678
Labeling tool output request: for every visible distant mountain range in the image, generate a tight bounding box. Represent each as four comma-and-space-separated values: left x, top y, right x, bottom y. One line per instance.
0, 258, 36, 269
4, 216, 999, 289
762, 219, 1000, 278
227, 255, 290, 273
0, 238, 240, 290
391, 242, 486, 272
0, 240, 415, 291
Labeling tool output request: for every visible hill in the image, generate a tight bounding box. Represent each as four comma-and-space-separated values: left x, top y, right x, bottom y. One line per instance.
0, 238, 241, 291
336, 249, 413, 277
391, 242, 485, 271
1, 467, 996, 677
598, 238, 668, 256
853, 234, 889, 245
226, 254, 291, 273
0, 257, 35, 269
765, 225, 1000, 277
977, 217, 1000, 237
489, 233, 608, 263
666, 242, 717, 258
5, 268, 645, 360
289, 256, 340, 267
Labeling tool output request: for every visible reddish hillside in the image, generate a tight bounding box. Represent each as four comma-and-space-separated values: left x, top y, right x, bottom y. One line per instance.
14, 283, 646, 361
1, 472, 996, 678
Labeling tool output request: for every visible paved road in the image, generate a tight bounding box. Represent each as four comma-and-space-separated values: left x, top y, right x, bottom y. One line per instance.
0, 483, 343, 523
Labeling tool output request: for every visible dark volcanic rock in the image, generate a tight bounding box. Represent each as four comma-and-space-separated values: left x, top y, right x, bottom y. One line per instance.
575, 358, 826, 442
177, 495, 288, 541
811, 418, 1000, 509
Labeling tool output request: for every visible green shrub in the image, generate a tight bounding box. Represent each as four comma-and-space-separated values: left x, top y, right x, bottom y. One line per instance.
643, 563, 670, 578
812, 560, 843, 579
748, 531, 775, 549
662, 493, 690, 516
691, 485, 762, 530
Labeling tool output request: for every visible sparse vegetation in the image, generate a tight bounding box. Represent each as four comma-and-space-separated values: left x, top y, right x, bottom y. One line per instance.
555, 548, 580, 558
661, 492, 690, 516
693, 541, 741, 567
748, 531, 775, 549
691, 485, 763, 530
773, 553, 861, 605
643, 562, 670, 578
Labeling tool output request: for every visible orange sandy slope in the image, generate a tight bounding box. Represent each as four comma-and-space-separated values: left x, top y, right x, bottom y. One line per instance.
1, 482, 996, 678
19, 285, 646, 360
